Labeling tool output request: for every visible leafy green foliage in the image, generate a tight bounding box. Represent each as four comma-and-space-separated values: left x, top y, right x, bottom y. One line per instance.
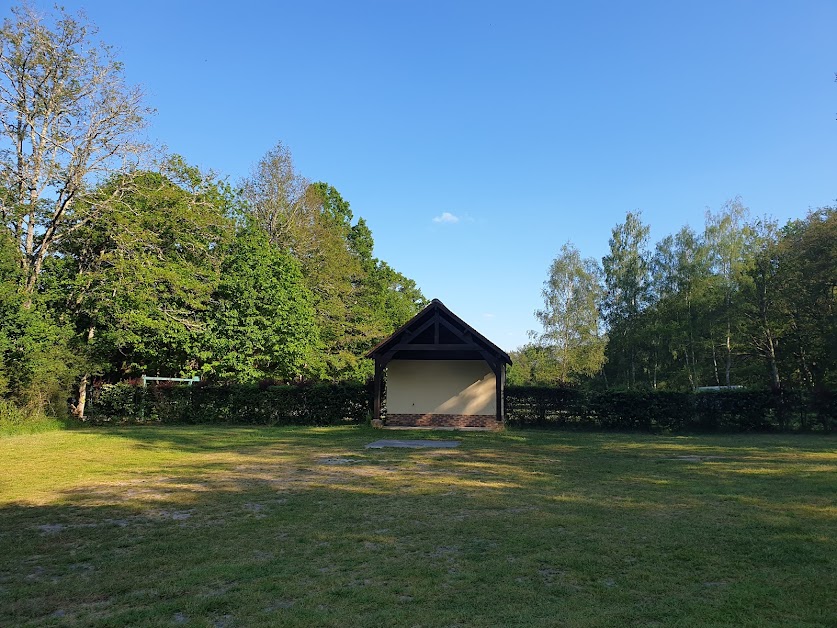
86, 381, 369, 425
0, 7, 427, 420
0, 233, 23, 395
772, 208, 837, 392
0, 232, 77, 409
646, 226, 714, 389
241, 143, 425, 381
0, 4, 151, 295
201, 224, 317, 382
55, 162, 235, 379
531, 242, 606, 383
296, 182, 426, 380
602, 211, 652, 387
0, 398, 65, 435
507, 344, 564, 385
506, 386, 834, 432
521, 202, 836, 396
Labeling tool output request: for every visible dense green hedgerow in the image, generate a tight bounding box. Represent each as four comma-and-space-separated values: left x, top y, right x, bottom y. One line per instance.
86, 381, 370, 426
505, 386, 835, 432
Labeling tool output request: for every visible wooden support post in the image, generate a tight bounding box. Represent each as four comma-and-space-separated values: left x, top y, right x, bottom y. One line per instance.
495, 362, 505, 423
373, 358, 383, 421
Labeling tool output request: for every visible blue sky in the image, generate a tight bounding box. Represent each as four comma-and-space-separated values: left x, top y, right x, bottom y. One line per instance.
8, 1, 836, 350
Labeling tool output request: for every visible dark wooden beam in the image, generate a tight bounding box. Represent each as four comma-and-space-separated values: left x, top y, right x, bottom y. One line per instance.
373, 359, 383, 421
439, 316, 466, 339
367, 298, 512, 365
390, 343, 482, 352
404, 315, 436, 341
380, 349, 398, 366
495, 363, 505, 422
372, 315, 436, 357
479, 350, 499, 368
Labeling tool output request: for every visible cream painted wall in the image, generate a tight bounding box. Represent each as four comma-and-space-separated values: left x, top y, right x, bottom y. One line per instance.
387, 360, 496, 416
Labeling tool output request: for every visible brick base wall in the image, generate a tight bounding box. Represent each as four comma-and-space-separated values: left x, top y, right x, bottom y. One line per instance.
386, 413, 502, 429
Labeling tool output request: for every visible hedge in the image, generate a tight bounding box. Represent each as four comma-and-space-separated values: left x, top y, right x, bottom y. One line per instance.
505, 386, 835, 433
86, 381, 370, 426
86, 379, 834, 433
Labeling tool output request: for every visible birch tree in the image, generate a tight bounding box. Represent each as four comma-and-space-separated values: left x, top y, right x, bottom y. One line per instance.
534, 242, 606, 383
649, 226, 713, 389
0, 4, 152, 296
704, 198, 754, 386
602, 211, 651, 387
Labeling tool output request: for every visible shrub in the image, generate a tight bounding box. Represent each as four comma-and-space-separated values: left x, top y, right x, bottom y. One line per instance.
505, 385, 829, 433
85, 381, 369, 426
0, 398, 65, 435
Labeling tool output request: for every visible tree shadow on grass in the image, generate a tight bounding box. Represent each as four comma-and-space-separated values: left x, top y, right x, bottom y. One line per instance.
76, 423, 377, 455
2, 428, 836, 626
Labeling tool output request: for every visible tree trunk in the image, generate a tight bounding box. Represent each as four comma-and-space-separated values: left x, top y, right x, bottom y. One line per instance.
765, 328, 780, 391
73, 373, 90, 419
711, 335, 721, 386
683, 327, 695, 390
652, 345, 658, 390
757, 274, 781, 391
72, 325, 96, 419
686, 292, 696, 389
725, 319, 732, 387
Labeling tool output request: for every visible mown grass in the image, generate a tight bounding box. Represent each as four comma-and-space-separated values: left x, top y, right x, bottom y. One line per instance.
1, 426, 835, 627
0, 399, 68, 437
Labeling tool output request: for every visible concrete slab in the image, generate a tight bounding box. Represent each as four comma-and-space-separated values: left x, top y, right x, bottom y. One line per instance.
666, 455, 728, 462
382, 426, 496, 432
365, 439, 461, 449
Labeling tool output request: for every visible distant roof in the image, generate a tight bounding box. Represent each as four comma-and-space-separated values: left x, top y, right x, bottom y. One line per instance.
366, 298, 512, 365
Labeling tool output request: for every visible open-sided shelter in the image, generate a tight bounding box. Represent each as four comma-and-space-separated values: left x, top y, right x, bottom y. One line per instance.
367, 299, 512, 428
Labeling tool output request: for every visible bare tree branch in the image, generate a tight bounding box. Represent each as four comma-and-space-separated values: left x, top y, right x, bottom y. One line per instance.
0, 4, 154, 297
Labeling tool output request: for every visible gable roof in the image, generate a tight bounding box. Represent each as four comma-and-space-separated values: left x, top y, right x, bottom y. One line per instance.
366, 299, 512, 365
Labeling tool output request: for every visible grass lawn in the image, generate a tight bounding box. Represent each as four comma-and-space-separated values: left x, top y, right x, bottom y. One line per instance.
1, 426, 835, 627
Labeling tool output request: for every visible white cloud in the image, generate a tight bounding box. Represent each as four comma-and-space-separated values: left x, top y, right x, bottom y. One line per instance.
483, 313, 496, 319
432, 211, 460, 224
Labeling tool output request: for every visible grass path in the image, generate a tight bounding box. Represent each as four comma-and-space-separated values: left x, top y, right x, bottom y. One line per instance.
1, 426, 835, 626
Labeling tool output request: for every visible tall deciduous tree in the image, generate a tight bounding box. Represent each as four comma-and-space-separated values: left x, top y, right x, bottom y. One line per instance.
242, 145, 360, 378
242, 143, 425, 380
0, 5, 152, 296
507, 343, 564, 385
54, 160, 234, 417
602, 211, 651, 387
0, 232, 24, 394
0, 229, 76, 408
533, 242, 606, 383
704, 197, 754, 386
201, 223, 317, 383
648, 226, 713, 389
775, 208, 837, 393
741, 219, 784, 391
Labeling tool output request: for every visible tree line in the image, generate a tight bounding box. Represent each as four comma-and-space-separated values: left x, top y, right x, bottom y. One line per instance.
513, 200, 836, 395
0, 5, 425, 420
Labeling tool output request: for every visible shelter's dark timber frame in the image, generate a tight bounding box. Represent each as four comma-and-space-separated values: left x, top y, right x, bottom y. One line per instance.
367, 299, 512, 424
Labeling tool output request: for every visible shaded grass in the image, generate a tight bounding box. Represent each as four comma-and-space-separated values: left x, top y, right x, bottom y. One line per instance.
1, 427, 835, 626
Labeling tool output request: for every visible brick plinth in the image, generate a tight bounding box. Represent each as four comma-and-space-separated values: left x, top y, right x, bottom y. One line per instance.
385, 413, 501, 429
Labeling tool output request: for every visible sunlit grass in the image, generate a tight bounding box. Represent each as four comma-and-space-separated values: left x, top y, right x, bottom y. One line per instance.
1, 426, 835, 626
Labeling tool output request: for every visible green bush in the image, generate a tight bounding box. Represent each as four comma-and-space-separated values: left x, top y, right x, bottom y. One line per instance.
90, 383, 147, 422
0, 398, 66, 435
85, 381, 370, 426
505, 386, 833, 433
